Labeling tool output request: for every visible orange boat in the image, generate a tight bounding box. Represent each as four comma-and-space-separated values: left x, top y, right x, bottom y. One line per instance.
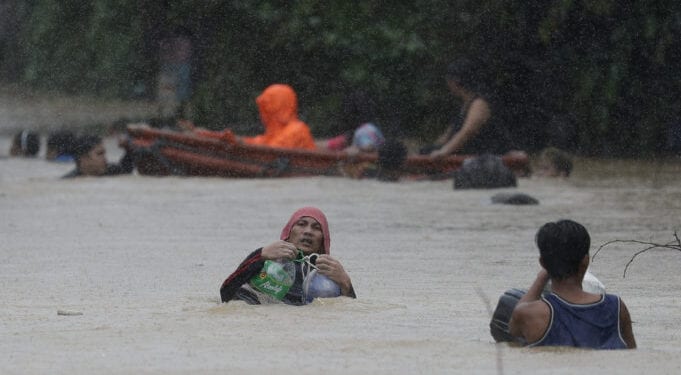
126, 125, 529, 178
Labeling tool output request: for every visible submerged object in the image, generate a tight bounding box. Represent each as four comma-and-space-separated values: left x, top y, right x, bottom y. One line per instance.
491, 192, 539, 205
453, 154, 517, 189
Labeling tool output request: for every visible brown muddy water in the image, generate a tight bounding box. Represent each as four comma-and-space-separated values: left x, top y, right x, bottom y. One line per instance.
1, 92, 681, 374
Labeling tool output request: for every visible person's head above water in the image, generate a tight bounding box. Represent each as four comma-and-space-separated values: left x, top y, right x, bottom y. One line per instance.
536, 219, 591, 281
10, 130, 40, 157
72, 135, 107, 176
256, 84, 299, 129
537, 147, 573, 177
279, 207, 331, 255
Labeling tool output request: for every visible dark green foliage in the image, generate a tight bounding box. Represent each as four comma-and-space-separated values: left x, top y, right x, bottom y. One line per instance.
1, 0, 679, 156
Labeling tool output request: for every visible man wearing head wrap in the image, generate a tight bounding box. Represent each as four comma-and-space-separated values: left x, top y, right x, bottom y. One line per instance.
219, 207, 356, 305
184, 84, 316, 150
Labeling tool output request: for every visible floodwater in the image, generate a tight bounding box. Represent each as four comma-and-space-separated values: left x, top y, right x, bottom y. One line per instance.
1, 95, 681, 374
1, 138, 680, 374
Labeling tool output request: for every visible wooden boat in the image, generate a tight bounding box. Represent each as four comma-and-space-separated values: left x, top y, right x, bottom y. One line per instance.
126, 125, 529, 179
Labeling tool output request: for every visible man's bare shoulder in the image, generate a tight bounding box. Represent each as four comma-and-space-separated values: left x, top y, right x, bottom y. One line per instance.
510, 299, 551, 341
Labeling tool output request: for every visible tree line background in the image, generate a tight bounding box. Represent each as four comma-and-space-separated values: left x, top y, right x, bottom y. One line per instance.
1, 0, 679, 156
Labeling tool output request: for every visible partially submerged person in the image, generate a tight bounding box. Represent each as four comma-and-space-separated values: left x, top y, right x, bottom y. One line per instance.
337, 139, 407, 181
46, 130, 76, 162
9, 130, 40, 157
182, 84, 316, 150
424, 58, 514, 158
508, 220, 636, 349
453, 154, 517, 189
62, 135, 134, 178
535, 147, 573, 177
219, 207, 356, 305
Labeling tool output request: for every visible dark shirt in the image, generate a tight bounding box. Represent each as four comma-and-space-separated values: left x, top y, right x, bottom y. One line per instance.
219, 248, 308, 306
450, 95, 513, 155
530, 293, 627, 349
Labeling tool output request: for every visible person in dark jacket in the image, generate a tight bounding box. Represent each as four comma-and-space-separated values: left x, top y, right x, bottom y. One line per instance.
220, 207, 356, 305
62, 135, 134, 178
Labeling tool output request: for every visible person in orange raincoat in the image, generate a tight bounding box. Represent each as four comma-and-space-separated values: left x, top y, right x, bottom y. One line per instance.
181, 84, 316, 150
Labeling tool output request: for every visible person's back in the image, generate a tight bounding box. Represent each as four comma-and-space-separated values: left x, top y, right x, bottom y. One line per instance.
534, 293, 626, 349
509, 220, 636, 349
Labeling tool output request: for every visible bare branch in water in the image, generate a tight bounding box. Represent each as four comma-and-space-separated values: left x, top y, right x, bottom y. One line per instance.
592, 231, 681, 278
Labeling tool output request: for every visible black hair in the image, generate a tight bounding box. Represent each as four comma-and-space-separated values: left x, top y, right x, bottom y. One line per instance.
12, 130, 40, 156
536, 220, 591, 280
46, 130, 76, 156
445, 58, 478, 90
72, 135, 103, 161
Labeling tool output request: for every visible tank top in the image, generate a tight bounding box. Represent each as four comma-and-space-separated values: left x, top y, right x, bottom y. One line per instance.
450, 95, 512, 154
530, 293, 627, 349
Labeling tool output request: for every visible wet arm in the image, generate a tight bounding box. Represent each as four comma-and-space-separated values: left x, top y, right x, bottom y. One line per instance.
315, 255, 356, 298
433, 98, 490, 156
509, 270, 550, 338
219, 249, 265, 303
518, 269, 550, 304
619, 299, 637, 349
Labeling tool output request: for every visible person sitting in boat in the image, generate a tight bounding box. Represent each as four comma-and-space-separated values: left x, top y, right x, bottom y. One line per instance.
423, 58, 516, 159
9, 130, 40, 157
317, 90, 385, 155
62, 135, 134, 178
219, 206, 356, 305
508, 220, 636, 349
181, 84, 316, 150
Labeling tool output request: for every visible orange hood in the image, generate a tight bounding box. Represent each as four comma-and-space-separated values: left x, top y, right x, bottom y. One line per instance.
256, 84, 299, 135
246, 84, 315, 149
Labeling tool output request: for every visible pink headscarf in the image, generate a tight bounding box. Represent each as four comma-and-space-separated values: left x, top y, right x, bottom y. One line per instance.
280, 207, 331, 254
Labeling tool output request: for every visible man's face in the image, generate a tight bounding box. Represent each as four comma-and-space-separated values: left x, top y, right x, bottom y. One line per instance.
79, 143, 107, 176
286, 216, 324, 255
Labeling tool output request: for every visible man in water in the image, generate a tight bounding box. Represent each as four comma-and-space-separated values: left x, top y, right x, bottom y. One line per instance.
509, 219, 636, 349
219, 207, 356, 305
535, 147, 573, 177
62, 135, 134, 178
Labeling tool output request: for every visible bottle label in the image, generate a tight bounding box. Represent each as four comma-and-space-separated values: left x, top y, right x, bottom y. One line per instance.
250, 260, 294, 300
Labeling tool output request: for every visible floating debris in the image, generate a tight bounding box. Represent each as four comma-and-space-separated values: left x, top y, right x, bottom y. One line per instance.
57, 309, 83, 316
593, 231, 681, 277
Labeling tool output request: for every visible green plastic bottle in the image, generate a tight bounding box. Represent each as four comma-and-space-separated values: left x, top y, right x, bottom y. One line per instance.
250, 260, 295, 300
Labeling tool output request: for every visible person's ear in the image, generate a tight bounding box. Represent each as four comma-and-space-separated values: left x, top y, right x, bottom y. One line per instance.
579, 255, 590, 273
